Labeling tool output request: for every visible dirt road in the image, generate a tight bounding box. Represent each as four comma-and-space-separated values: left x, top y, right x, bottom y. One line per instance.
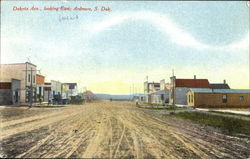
0, 101, 249, 158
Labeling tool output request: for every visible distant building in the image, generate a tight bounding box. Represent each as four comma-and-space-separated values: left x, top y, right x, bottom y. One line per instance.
169, 75, 211, 105
210, 80, 230, 89
144, 81, 160, 103
147, 79, 169, 105
148, 90, 169, 105
51, 80, 62, 96
36, 74, 45, 103
64, 83, 78, 97
44, 82, 52, 103
51, 80, 62, 104
61, 83, 70, 104
187, 88, 250, 108
144, 81, 160, 94
0, 62, 37, 104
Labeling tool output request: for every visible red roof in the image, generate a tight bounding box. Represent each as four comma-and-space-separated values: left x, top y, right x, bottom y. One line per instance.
175, 79, 211, 88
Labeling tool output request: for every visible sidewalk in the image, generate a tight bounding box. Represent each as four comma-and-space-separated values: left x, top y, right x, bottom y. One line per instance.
196, 108, 250, 115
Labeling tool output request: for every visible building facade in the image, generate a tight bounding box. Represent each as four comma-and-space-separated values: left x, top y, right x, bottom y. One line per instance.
61, 83, 70, 104
169, 76, 211, 105
187, 89, 250, 108
0, 62, 37, 104
36, 74, 45, 103
0, 79, 20, 105
148, 89, 169, 105
144, 81, 160, 103
64, 83, 78, 97
44, 82, 52, 103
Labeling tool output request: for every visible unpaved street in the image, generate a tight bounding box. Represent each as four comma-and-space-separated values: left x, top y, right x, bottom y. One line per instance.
0, 101, 249, 158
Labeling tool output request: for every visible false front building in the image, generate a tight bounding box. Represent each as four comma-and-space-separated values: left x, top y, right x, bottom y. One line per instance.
0, 62, 37, 105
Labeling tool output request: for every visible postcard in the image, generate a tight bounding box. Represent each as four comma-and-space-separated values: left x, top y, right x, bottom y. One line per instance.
0, 1, 249, 158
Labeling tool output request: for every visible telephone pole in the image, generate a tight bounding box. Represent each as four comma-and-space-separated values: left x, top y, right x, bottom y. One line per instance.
172, 69, 175, 107
23, 67, 40, 107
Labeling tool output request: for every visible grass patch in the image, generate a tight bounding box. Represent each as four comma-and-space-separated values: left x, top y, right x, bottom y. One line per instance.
170, 111, 250, 137
148, 103, 164, 107
139, 106, 186, 111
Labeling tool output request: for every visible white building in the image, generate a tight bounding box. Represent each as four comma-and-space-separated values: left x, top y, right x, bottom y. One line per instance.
64, 83, 78, 97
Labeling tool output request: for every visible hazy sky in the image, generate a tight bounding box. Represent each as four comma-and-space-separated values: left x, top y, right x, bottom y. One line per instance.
1, 1, 249, 94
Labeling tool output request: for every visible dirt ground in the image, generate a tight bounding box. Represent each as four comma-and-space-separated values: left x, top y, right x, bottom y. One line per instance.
0, 101, 249, 158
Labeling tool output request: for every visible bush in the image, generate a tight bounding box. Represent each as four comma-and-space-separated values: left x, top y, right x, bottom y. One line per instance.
70, 96, 84, 104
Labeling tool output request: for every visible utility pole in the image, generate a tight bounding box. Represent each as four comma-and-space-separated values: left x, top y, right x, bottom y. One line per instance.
23, 67, 40, 107
30, 67, 33, 107
172, 69, 175, 107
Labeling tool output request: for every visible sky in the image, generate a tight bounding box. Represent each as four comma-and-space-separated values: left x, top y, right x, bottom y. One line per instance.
1, 1, 249, 94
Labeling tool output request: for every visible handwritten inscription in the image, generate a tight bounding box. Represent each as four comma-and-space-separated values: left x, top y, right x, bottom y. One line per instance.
59, 14, 78, 22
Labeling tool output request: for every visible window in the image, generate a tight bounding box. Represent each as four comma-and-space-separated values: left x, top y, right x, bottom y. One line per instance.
222, 94, 227, 103
191, 95, 193, 103
189, 95, 191, 103
33, 76, 35, 83
161, 94, 164, 100
28, 74, 31, 82
39, 87, 42, 96
240, 96, 244, 101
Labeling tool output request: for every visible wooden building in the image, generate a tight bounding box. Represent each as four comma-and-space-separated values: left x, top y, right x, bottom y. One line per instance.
187, 88, 250, 108
169, 75, 211, 105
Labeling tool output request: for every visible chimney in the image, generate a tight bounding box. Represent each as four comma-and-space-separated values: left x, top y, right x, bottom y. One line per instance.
223, 80, 226, 84
194, 75, 196, 79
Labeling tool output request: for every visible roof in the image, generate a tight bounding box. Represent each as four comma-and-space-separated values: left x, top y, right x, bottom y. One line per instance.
148, 82, 160, 87
189, 88, 250, 94
152, 84, 160, 87
150, 89, 168, 95
148, 82, 160, 84
210, 84, 230, 89
36, 74, 45, 78
0, 62, 37, 67
64, 83, 77, 89
175, 79, 210, 88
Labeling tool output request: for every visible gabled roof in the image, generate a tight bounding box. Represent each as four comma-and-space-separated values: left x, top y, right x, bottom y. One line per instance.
210, 84, 230, 89
189, 88, 250, 94
148, 82, 160, 87
1, 62, 37, 67
175, 79, 210, 88
150, 89, 168, 95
